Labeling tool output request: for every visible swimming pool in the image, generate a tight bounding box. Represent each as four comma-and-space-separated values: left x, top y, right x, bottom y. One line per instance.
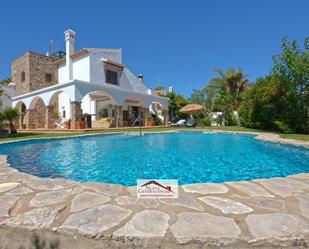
0, 132, 308, 186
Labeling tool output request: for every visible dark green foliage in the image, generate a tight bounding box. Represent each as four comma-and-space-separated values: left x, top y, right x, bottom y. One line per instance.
199, 117, 212, 127
188, 89, 207, 105
207, 68, 249, 126
239, 37, 309, 134
167, 91, 188, 122
226, 112, 238, 126
154, 115, 163, 126
1, 108, 19, 133
0, 77, 11, 85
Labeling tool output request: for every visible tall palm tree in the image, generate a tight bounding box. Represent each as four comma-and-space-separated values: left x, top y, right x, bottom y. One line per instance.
209, 68, 249, 109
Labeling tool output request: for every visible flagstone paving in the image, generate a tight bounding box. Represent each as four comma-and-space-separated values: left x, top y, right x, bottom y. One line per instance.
70, 192, 111, 212
170, 212, 241, 244
256, 177, 309, 197
30, 188, 72, 208
198, 196, 253, 214
0, 154, 308, 248
182, 182, 229, 194
0, 182, 20, 194
113, 210, 170, 239
0, 195, 20, 217
1, 206, 65, 230
246, 213, 309, 240
59, 204, 132, 237
295, 193, 309, 219
226, 180, 274, 197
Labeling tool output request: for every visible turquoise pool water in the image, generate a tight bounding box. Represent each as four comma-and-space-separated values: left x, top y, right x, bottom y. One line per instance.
0, 132, 308, 186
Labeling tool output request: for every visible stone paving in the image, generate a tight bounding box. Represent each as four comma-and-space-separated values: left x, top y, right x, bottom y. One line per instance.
0, 132, 308, 248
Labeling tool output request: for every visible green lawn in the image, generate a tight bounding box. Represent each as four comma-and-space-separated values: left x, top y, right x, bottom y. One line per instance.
0, 127, 177, 142
196, 126, 265, 133
0, 126, 308, 142
279, 133, 309, 142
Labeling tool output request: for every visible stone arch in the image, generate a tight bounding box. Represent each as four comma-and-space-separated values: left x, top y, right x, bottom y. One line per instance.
47, 90, 70, 120
48, 90, 63, 106
81, 90, 118, 106
28, 97, 46, 129
122, 96, 145, 127
122, 96, 144, 107
15, 101, 27, 129
85, 91, 119, 128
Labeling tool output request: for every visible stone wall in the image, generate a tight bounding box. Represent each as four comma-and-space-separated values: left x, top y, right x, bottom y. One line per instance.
28, 98, 46, 129
12, 51, 58, 96
12, 53, 30, 95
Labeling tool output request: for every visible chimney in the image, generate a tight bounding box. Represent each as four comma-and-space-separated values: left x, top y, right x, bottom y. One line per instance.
64, 29, 76, 81
138, 74, 144, 83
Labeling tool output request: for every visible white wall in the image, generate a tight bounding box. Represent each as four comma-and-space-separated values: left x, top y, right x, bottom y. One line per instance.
73, 55, 90, 82
89, 49, 134, 91
58, 65, 68, 84
58, 92, 71, 119
58, 56, 90, 83
81, 94, 91, 115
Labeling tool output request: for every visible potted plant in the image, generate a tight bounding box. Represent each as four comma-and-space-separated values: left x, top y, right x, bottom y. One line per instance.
3, 108, 19, 134
147, 115, 155, 127
51, 112, 61, 129
0, 111, 8, 138
65, 119, 71, 129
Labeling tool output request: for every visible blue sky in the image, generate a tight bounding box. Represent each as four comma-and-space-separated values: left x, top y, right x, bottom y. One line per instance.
0, 0, 308, 96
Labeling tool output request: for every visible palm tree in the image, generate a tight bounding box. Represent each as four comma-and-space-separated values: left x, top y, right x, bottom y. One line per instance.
209, 68, 249, 109
3, 108, 19, 134
208, 68, 249, 126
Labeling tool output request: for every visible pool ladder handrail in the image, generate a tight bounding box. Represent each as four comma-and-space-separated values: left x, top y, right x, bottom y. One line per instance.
126, 114, 142, 136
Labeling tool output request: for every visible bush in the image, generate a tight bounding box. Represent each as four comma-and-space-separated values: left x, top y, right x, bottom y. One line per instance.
273, 120, 293, 134
2, 108, 19, 133
215, 115, 223, 126
226, 112, 238, 126
0, 112, 4, 129
154, 116, 162, 126
238, 106, 250, 127
199, 117, 212, 127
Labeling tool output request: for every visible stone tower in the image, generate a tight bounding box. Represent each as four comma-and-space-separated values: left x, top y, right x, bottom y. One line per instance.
11, 51, 58, 96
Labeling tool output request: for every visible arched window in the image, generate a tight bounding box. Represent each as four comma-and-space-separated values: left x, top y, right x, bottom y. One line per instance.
21, 71, 25, 82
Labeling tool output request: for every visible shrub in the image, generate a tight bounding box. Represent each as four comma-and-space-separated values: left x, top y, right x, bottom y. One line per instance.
154, 116, 162, 126
226, 112, 238, 126
0, 112, 4, 128
2, 108, 19, 133
215, 115, 223, 126
199, 117, 212, 127
273, 120, 293, 134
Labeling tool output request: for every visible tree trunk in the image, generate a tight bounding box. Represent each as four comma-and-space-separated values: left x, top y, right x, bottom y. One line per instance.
221, 111, 226, 126
9, 120, 17, 134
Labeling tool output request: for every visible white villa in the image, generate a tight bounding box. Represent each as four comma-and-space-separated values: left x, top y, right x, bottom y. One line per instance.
11, 29, 169, 129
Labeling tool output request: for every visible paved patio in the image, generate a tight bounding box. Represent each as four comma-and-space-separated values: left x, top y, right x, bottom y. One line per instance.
0, 132, 308, 248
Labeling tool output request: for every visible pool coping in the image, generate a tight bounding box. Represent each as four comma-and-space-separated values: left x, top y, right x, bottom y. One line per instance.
0, 132, 309, 248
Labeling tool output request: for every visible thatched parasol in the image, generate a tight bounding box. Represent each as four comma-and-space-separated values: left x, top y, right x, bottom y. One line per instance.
179, 104, 205, 113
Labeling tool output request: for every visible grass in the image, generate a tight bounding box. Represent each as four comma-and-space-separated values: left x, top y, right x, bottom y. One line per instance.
197, 126, 265, 133
0, 126, 308, 142
279, 133, 309, 142
0, 127, 177, 142
1, 132, 86, 142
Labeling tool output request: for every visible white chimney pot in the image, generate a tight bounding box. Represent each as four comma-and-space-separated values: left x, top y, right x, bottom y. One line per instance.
64, 29, 76, 81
